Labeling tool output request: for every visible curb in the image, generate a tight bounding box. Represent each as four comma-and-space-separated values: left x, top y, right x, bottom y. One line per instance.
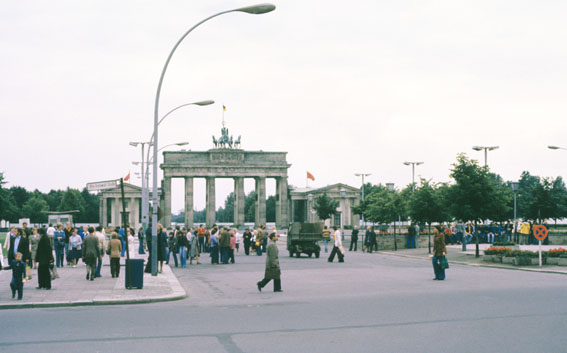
0, 264, 187, 310
378, 251, 567, 275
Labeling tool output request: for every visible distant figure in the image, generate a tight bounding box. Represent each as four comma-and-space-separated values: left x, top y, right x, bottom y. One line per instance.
257, 233, 282, 292
322, 226, 331, 253
432, 226, 447, 281
350, 226, 358, 252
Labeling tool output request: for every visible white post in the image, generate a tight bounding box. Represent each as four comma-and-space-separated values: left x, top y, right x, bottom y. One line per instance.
539, 239, 542, 267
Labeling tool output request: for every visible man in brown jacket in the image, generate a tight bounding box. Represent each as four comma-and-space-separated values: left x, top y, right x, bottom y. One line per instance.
219, 227, 231, 264
257, 233, 282, 292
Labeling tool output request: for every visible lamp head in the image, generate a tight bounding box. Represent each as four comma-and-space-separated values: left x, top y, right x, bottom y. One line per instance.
176, 142, 189, 146
472, 146, 483, 151
416, 162, 424, 166
129, 142, 139, 147
548, 146, 560, 150
488, 146, 500, 151
235, 3, 276, 14
403, 162, 411, 166
511, 182, 520, 192
193, 100, 215, 106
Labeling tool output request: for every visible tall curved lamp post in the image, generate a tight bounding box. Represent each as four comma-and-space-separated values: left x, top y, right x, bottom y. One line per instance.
151, 3, 276, 275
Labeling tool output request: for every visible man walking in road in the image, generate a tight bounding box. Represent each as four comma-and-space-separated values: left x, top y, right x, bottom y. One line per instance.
82, 227, 100, 281
257, 233, 282, 292
328, 226, 344, 263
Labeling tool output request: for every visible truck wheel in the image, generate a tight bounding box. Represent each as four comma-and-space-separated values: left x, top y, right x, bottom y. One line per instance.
308, 253, 312, 258
296, 252, 301, 258
315, 251, 320, 258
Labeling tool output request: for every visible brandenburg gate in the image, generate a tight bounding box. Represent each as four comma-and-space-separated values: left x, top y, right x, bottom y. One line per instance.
160, 129, 291, 229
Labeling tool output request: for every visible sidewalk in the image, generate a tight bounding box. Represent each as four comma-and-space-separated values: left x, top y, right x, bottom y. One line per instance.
378, 244, 567, 275
0, 247, 186, 310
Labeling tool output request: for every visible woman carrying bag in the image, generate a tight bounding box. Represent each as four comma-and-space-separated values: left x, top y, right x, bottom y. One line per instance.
432, 225, 447, 280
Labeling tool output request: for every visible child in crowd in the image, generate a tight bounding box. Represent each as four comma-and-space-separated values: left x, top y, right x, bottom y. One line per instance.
10, 252, 26, 300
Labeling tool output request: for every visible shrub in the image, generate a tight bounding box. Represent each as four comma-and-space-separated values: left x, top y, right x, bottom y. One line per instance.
484, 247, 512, 256
547, 248, 567, 258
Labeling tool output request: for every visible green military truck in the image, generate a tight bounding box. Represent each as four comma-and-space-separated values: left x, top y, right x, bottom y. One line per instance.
287, 222, 323, 258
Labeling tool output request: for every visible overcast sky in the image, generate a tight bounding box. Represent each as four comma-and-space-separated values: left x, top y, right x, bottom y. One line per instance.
1, 1, 566, 213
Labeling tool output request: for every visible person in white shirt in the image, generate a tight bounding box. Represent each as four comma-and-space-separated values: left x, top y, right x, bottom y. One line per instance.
327, 226, 344, 263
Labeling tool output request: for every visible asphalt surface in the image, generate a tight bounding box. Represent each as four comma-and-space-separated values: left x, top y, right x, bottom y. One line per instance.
2, 242, 567, 353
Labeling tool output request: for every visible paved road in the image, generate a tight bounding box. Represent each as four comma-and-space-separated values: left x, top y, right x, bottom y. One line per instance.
2, 243, 567, 353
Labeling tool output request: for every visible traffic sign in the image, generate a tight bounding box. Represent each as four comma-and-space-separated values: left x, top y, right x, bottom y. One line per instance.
533, 225, 548, 241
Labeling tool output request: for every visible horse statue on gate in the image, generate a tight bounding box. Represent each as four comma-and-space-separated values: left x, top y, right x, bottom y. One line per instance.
234, 135, 241, 149
212, 136, 218, 148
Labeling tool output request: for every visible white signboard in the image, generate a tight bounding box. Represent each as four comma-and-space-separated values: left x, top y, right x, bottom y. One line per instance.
87, 179, 118, 192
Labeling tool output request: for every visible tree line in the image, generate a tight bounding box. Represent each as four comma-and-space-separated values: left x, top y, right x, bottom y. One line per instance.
352, 154, 567, 227
0, 172, 99, 224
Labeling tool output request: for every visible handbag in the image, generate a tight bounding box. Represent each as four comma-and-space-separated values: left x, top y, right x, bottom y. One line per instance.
440, 256, 449, 270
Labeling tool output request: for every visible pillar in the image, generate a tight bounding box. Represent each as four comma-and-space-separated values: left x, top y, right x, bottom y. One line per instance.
276, 177, 289, 229
234, 177, 245, 226
164, 177, 172, 228
100, 196, 106, 228
206, 177, 216, 227
184, 177, 194, 228
255, 177, 266, 227
113, 198, 121, 227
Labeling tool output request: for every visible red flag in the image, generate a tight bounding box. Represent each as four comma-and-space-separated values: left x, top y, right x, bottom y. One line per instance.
307, 171, 315, 181
124, 172, 130, 182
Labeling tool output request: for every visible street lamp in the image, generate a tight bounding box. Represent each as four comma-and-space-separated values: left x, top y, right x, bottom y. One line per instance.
340, 188, 346, 241
403, 161, 423, 191
151, 3, 276, 276
307, 194, 313, 223
512, 182, 519, 242
472, 146, 499, 166
548, 145, 567, 151
130, 141, 153, 229
354, 173, 371, 227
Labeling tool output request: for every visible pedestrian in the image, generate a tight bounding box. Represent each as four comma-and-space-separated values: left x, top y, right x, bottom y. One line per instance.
177, 229, 188, 268
229, 230, 236, 264
407, 222, 417, 249
95, 226, 106, 277
328, 226, 345, 263
53, 223, 65, 268
322, 226, 331, 253
189, 229, 200, 265
350, 226, 358, 251
8, 228, 30, 270
138, 226, 146, 254
243, 228, 252, 256
107, 232, 122, 278
82, 227, 100, 281
127, 229, 136, 258
144, 223, 153, 273
30, 227, 41, 269
197, 224, 206, 253
220, 227, 231, 264
256, 233, 282, 293
119, 226, 126, 257
157, 224, 168, 273
432, 225, 447, 280
10, 252, 26, 300
36, 228, 54, 290
235, 228, 242, 254
69, 228, 82, 267
209, 226, 220, 264
64, 222, 73, 266
166, 231, 178, 267
367, 226, 377, 253
255, 228, 264, 256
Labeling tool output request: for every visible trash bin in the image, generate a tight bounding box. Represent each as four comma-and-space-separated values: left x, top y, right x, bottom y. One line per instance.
125, 259, 144, 289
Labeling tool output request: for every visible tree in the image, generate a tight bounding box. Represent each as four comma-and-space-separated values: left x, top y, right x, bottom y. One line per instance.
216, 192, 234, 223
408, 179, 447, 254
266, 195, 276, 222
80, 188, 99, 223
245, 191, 256, 223
447, 154, 510, 222
0, 173, 18, 222
313, 193, 339, 223
551, 177, 567, 222
22, 197, 49, 224
58, 188, 85, 219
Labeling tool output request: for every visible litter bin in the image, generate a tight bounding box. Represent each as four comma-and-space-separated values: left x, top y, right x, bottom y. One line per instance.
125, 258, 144, 289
